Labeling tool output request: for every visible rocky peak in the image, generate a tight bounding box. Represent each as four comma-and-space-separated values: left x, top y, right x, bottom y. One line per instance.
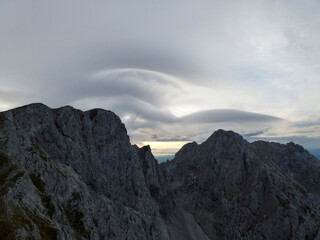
286, 141, 306, 152
1, 104, 320, 240
201, 129, 246, 148
139, 145, 152, 157
165, 129, 320, 239
0, 103, 172, 239
174, 141, 198, 160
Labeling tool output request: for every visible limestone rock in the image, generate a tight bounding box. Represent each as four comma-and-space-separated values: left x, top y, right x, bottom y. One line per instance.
0, 103, 169, 240
1, 104, 320, 240
166, 130, 320, 239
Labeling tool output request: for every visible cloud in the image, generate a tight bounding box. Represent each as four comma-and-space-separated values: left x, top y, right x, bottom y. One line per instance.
247, 135, 320, 151
0, 87, 28, 111
243, 131, 264, 138
70, 68, 284, 145
180, 110, 281, 123
0, 1, 319, 151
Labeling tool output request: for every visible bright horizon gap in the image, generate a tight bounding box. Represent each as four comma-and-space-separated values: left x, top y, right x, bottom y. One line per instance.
138, 141, 191, 157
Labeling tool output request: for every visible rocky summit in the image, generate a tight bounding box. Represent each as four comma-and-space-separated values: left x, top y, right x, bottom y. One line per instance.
0, 103, 320, 240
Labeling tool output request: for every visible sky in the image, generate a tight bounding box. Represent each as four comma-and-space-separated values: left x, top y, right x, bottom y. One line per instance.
1, 0, 320, 158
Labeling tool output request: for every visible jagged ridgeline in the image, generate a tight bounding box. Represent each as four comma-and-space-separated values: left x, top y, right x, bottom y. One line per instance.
0, 103, 320, 240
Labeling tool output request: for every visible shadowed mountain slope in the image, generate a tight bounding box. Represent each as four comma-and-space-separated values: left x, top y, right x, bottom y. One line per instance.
0, 104, 319, 239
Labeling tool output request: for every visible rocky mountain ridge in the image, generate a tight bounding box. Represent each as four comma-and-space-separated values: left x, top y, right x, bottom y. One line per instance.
0, 103, 320, 239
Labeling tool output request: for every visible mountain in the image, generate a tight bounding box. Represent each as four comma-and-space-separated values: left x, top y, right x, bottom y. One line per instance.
308, 149, 320, 160
0, 103, 320, 239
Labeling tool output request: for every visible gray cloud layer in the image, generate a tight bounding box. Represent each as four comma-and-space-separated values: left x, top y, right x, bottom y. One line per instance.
68, 69, 283, 144
180, 110, 281, 123
0, 1, 320, 149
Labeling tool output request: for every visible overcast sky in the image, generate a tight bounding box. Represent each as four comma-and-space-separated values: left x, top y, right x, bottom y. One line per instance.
1, 0, 320, 155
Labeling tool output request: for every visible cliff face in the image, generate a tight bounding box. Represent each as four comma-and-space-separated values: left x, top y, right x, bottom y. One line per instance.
0, 103, 170, 240
0, 104, 320, 240
166, 130, 320, 239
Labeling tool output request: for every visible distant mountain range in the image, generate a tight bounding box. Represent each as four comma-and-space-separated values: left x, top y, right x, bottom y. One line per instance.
308, 149, 320, 160
1, 103, 320, 239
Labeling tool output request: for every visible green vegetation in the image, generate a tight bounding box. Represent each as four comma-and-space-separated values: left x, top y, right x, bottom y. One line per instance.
29, 213, 58, 240
0, 113, 7, 128
0, 152, 12, 170
64, 192, 90, 239
42, 194, 55, 218
0, 165, 18, 189
149, 184, 160, 198
0, 152, 23, 196
29, 173, 55, 218
0, 206, 32, 240
276, 195, 290, 208
70, 192, 82, 202
303, 204, 311, 214
0, 151, 58, 239
29, 174, 46, 193
0, 174, 58, 240
0, 219, 17, 240
9, 172, 24, 185
30, 138, 49, 161
0, 203, 58, 240
64, 206, 88, 238
142, 158, 149, 177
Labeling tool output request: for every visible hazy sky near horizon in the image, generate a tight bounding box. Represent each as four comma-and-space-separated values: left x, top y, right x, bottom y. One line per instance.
1, 0, 320, 155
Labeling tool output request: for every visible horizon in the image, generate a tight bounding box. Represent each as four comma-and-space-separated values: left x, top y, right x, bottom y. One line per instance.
1, 1, 320, 157
1, 102, 320, 161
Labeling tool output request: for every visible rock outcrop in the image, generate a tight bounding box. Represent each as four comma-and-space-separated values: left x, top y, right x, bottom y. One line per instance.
0, 103, 169, 240
166, 130, 320, 239
0, 104, 320, 240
